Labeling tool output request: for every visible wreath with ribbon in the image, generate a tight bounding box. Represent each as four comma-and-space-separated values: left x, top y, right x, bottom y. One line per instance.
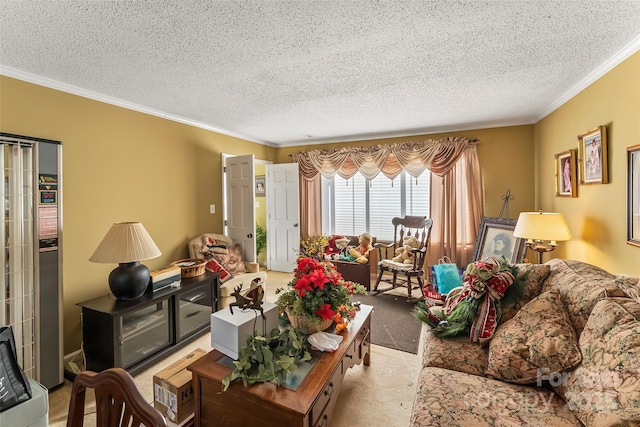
413, 256, 528, 343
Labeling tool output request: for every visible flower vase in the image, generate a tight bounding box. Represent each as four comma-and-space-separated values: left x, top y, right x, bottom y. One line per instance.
285, 308, 333, 334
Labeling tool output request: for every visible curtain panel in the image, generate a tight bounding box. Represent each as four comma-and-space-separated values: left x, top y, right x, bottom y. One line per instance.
292, 137, 483, 269
291, 137, 477, 181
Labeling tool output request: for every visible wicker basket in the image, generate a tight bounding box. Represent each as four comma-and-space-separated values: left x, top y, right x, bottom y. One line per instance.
171, 258, 207, 278
285, 308, 333, 334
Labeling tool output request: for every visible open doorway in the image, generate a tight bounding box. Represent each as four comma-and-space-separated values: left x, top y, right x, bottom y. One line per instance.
221, 154, 272, 268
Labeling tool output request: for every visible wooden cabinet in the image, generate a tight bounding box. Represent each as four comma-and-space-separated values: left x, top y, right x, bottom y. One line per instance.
188, 305, 373, 427
77, 271, 219, 374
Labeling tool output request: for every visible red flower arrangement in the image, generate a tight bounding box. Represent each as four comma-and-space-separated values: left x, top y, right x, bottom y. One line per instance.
276, 257, 366, 330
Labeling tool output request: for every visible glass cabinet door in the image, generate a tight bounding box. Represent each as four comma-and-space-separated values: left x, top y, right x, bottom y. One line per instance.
177, 282, 213, 340
120, 298, 171, 368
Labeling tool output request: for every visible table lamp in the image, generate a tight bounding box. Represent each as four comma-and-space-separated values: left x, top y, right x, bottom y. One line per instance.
89, 222, 162, 300
513, 211, 572, 264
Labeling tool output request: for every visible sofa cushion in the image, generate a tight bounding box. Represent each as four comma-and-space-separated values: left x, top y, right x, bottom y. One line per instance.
499, 263, 550, 324
212, 243, 247, 276
486, 289, 581, 385
560, 297, 640, 426
541, 259, 625, 335
422, 329, 488, 377
410, 367, 581, 427
614, 275, 640, 302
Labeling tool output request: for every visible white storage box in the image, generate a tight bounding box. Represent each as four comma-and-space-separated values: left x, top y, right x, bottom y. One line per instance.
0, 378, 49, 427
211, 302, 279, 359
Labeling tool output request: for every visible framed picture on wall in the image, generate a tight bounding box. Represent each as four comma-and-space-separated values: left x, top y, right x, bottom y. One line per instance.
255, 176, 266, 196
578, 125, 608, 185
555, 149, 577, 197
627, 144, 640, 247
471, 217, 527, 264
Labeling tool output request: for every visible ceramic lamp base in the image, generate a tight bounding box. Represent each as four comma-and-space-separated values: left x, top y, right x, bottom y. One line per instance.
109, 261, 149, 300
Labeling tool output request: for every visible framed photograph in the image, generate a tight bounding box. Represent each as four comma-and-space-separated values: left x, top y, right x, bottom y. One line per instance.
555, 149, 577, 197
627, 144, 640, 247
255, 175, 266, 196
471, 217, 527, 264
577, 125, 608, 185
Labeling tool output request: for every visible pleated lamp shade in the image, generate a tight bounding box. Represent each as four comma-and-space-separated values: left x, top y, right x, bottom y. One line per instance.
90, 222, 161, 300
90, 222, 161, 263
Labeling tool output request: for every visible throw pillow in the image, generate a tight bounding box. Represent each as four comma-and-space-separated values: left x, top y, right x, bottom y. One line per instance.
560, 297, 640, 427
614, 275, 640, 303
540, 259, 625, 335
485, 289, 581, 384
212, 243, 247, 276
499, 263, 550, 324
205, 258, 232, 283
200, 235, 229, 256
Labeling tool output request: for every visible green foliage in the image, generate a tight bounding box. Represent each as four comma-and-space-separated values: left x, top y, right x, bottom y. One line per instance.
221, 326, 312, 391
255, 223, 266, 256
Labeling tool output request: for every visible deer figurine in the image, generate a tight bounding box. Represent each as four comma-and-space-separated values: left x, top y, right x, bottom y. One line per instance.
228, 278, 265, 319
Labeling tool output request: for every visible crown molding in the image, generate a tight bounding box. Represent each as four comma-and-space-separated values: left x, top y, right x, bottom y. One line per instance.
535, 34, 640, 122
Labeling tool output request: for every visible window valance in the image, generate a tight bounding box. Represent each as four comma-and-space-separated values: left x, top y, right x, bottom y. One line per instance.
291, 137, 478, 181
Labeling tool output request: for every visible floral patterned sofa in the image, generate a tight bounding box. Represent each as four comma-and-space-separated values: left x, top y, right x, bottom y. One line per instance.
410, 259, 640, 426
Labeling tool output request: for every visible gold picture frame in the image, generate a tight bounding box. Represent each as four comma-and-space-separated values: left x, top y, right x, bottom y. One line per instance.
577, 125, 608, 185
627, 144, 640, 247
555, 149, 577, 197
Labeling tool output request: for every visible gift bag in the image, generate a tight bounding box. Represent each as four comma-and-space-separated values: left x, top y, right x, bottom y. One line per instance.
433, 257, 463, 295
0, 326, 32, 412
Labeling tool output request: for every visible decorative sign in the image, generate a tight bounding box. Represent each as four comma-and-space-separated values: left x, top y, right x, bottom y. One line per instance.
39, 174, 58, 205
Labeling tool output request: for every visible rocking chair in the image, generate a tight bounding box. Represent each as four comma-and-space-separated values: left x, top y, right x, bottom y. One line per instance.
373, 216, 433, 300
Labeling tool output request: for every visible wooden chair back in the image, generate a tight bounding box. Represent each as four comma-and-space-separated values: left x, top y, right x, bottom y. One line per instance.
66, 368, 168, 427
374, 216, 433, 300
390, 216, 432, 251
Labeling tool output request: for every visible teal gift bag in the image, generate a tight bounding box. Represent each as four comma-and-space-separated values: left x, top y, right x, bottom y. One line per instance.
433, 257, 462, 295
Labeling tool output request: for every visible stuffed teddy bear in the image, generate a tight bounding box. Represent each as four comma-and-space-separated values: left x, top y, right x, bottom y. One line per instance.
348, 233, 374, 264
392, 235, 419, 264
324, 235, 350, 261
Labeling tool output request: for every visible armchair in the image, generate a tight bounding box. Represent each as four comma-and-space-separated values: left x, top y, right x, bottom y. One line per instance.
188, 233, 267, 309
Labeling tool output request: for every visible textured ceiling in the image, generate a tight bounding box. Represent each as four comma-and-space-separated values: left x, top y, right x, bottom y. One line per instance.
1, 1, 640, 147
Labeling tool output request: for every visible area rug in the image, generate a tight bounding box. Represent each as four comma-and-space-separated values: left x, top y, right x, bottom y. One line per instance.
353, 292, 422, 354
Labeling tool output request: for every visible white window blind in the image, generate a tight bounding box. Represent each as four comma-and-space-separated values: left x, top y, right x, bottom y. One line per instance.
322, 171, 430, 241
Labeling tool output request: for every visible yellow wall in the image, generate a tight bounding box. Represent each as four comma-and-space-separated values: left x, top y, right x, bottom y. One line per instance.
1, 51, 638, 353
1, 76, 276, 352
534, 51, 640, 275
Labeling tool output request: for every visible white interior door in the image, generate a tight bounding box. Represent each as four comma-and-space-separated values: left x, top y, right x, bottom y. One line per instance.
267, 163, 299, 272
225, 154, 256, 262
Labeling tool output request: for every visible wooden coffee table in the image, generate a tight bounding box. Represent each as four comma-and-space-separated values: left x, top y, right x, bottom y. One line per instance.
188, 304, 372, 427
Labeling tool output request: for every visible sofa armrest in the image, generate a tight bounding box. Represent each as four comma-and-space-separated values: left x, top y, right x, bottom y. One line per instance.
244, 261, 259, 273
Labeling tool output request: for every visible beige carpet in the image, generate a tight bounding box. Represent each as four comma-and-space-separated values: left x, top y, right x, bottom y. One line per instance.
48, 271, 424, 426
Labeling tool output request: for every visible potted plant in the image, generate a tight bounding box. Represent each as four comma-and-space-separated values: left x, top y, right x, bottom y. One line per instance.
255, 223, 266, 256
276, 257, 367, 333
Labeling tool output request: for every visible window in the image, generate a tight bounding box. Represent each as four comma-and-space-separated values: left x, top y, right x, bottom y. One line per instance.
321, 171, 430, 241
